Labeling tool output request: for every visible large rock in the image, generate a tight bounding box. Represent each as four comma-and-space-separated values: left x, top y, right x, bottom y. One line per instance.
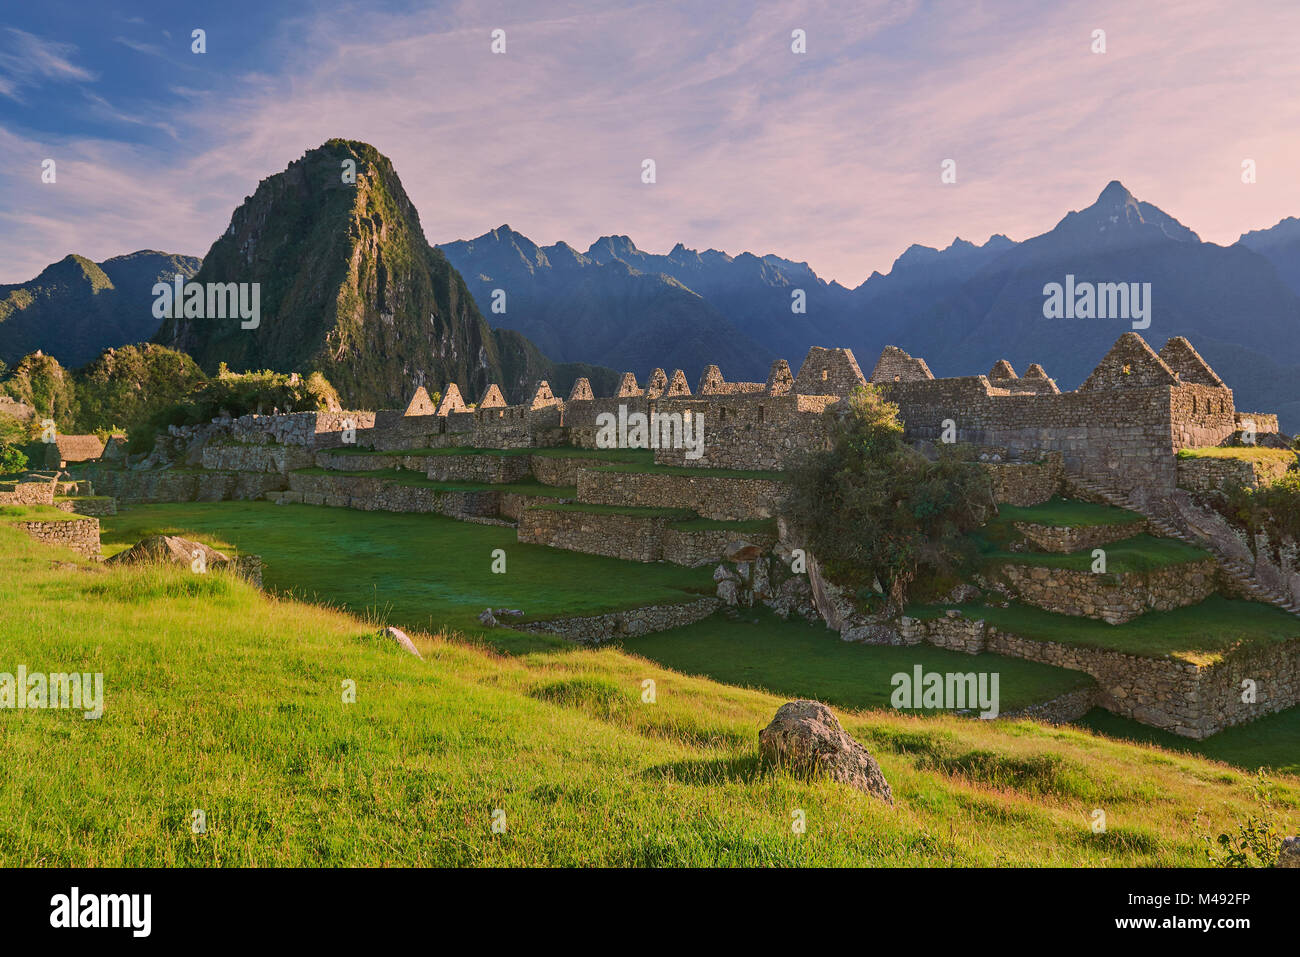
724, 540, 763, 562
108, 535, 231, 571
1279, 836, 1300, 868
759, 700, 893, 804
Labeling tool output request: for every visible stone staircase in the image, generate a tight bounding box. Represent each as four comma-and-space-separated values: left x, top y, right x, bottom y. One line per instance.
1067, 475, 1300, 616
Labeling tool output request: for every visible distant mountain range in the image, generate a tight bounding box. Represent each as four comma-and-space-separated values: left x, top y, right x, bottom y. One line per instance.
0, 251, 200, 369
439, 181, 1300, 429
3, 164, 1298, 429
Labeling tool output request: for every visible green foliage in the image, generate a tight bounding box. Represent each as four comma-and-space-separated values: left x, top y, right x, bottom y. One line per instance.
0, 444, 28, 475
2, 352, 77, 427
784, 385, 995, 612
127, 367, 341, 454
1220, 471, 1300, 542
73, 344, 207, 435
1194, 771, 1292, 867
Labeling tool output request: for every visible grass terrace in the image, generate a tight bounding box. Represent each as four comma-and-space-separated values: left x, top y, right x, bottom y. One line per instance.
100, 502, 712, 649
0, 503, 85, 522
992, 497, 1147, 529
1176, 446, 1298, 465
291, 467, 576, 498
327, 444, 657, 464
1079, 708, 1300, 776
905, 596, 1300, 664
622, 608, 1093, 715
978, 535, 1213, 574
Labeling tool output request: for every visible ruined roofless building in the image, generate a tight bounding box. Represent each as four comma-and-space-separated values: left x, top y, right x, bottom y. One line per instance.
357, 334, 1275, 490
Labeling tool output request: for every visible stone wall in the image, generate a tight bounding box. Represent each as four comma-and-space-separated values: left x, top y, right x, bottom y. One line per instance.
651, 394, 836, 470
1176, 454, 1295, 492
87, 467, 287, 503
201, 442, 314, 474
1013, 518, 1146, 553
898, 613, 1300, 738
511, 597, 721, 644
661, 525, 779, 567
888, 378, 1183, 492
995, 559, 1219, 623
425, 453, 533, 485
575, 468, 785, 521
0, 480, 55, 506
55, 496, 118, 517
16, 517, 100, 559
999, 686, 1099, 725
980, 455, 1065, 506
529, 456, 617, 488
284, 472, 499, 519
517, 507, 668, 562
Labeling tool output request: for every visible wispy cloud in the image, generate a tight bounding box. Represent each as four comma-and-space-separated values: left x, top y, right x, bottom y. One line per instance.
0, 28, 96, 101
2, 0, 1300, 285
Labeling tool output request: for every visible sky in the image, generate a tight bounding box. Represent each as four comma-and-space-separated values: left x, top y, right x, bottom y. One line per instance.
3, 0, 1300, 286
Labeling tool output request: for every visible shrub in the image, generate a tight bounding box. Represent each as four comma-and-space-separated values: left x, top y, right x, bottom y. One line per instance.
1219, 471, 1300, 543
0, 444, 27, 475
783, 385, 994, 614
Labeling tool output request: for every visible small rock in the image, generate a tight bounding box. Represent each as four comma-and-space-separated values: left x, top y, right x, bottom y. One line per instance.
1279, 836, 1300, 868
478, 607, 498, 628
713, 564, 738, 583
382, 626, 422, 660
759, 700, 893, 804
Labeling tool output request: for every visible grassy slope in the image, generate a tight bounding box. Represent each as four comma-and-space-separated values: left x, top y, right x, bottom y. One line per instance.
3, 522, 1297, 866
1176, 447, 1297, 464
993, 498, 1146, 528
99, 502, 711, 646
980, 535, 1213, 573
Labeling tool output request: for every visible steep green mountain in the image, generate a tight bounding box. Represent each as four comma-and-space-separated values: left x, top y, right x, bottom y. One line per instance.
0, 251, 200, 368
155, 139, 600, 409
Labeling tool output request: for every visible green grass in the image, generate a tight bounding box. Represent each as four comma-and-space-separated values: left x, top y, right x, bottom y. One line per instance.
99, 502, 711, 647
291, 467, 575, 498
980, 535, 1213, 574
1177, 446, 1298, 464
993, 497, 1146, 529
589, 462, 788, 481
528, 501, 699, 521
622, 608, 1093, 714
1078, 708, 1300, 776
3, 519, 1297, 866
0, 504, 83, 522
906, 596, 1300, 663
328, 445, 656, 464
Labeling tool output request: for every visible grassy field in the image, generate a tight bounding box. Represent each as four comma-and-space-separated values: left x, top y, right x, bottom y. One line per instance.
1078, 708, 1300, 776
622, 608, 1093, 714
993, 497, 1146, 528
979, 535, 1213, 573
3, 520, 1297, 866
906, 596, 1300, 663
100, 502, 711, 648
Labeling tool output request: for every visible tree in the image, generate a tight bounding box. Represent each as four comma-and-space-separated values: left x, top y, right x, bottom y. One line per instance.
783, 385, 994, 614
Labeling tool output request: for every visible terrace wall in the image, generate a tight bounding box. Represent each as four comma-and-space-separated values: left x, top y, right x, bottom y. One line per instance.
16, 517, 100, 559
995, 559, 1219, 623
575, 469, 786, 521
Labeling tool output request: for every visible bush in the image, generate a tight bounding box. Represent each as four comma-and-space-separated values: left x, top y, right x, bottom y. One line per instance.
783, 385, 994, 614
0, 444, 27, 475
1219, 471, 1300, 543
127, 367, 342, 454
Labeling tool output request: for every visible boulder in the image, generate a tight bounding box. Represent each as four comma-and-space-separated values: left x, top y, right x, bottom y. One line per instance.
382, 625, 423, 660
1279, 836, 1300, 868
713, 564, 738, 583
758, 700, 893, 804
724, 540, 763, 562
108, 535, 231, 572
717, 579, 740, 606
